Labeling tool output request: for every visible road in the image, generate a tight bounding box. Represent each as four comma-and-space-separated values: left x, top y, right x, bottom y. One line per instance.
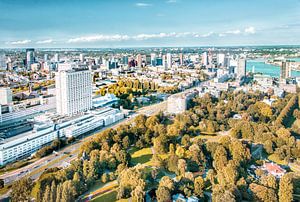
0, 99, 169, 186
0, 84, 204, 200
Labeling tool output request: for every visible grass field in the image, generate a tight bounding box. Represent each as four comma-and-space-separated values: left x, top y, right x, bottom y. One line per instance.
130, 147, 153, 165
91, 190, 117, 202
91, 190, 130, 202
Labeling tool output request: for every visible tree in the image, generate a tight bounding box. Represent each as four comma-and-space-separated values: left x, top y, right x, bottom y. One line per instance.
279, 174, 293, 202
50, 181, 57, 202
10, 178, 33, 202
194, 176, 205, 197
249, 183, 278, 202
213, 145, 228, 171
131, 185, 145, 202
260, 174, 277, 190
178, 159, 187, 176
212, 184, 237, 202
159, 176, 174, 191
42, 185, 51, 202
61, 180, 77, 202
156, 186, 171, 202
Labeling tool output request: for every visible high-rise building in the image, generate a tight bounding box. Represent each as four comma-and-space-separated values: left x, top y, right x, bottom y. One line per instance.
26, 48, 35, 70
44, 54, 49, 62
0, 54, 6, 70
167, 53, 172, 69
136, 54, 142, 67
280, 61, 291, 80
151, 53, 156, 66
217, 53, 225, 67
162, 55, 168, 70
122, 55, 129, 65
202, 52, 208, 66
179, 53, 184, 66
54, 53, 59, 62
55, 68, 92, 116
79, 53, 85, 62
146, 55, 151, 65
0, 87, 13, 105
236, 58, 246, 79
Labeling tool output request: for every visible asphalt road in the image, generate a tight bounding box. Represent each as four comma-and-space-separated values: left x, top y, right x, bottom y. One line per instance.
0, 84, 205, 200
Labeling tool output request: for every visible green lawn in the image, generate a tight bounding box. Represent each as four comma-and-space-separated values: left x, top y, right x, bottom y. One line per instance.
268, 154, 288, 165
91, 190, 117, 202
130, 147, 153, 165
91, 190, 130, 202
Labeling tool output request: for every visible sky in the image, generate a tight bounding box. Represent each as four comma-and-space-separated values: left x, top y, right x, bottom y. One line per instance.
0, 0, 300, 48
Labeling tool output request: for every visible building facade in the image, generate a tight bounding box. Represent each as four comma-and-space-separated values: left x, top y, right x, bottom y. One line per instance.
55, 69, 92, 116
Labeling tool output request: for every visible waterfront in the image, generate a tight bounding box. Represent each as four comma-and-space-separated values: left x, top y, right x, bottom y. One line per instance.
246, 59, 300, 78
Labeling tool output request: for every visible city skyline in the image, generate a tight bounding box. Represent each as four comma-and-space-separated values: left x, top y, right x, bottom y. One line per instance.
1, 0, 300, 48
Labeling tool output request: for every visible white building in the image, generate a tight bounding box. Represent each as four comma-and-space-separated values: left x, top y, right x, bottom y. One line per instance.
167, 92, 196, 114
236, 58, 246, 78
167, 53, 172, 69
0, 107, 124, 165
54, 53, 59, 62
0, 88, 12, 105
217, 53, 225, 66
55, 68, 92, 116
202, 52, 208, 66
80, 53, 85, 62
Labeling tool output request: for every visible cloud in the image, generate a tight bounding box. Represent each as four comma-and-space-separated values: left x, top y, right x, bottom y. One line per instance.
135, 3, 152, 7
244, 26, 256, 34
6, 39, 31, 45
66, 28, 257, 43
225, 29, 241, 34
36, 39, 53, 44
67, 34, 130, 43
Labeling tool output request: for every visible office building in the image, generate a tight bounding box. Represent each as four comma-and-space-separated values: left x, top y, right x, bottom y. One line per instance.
0, 54, 6, 70
280, 61, 291, 80
26, 48, 35, 70
151, 53, 156, 66
137, 54, 142, 67
80, 53, 85, 62
179, 53, 184, 65
236, 58, 246, 79
217, 53, 225, 67
167, 53, 172, 68
54, 53, 59, 62
167, 91, 196, 114
122, 55, 129, 65
0, 107, 124, 165
0, 88, 12, 105
44, 54, 49, 61
55, 68, 92, 116
202, 52, 208, 66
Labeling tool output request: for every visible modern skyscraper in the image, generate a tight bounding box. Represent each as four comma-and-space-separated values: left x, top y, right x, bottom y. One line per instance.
150, 53, 156, 66
167, 53, 172, 68
0, 54, 6, 70
136, 54, 142, 67
26, 48, 35, 70
179, 53, 184, 66
280, 61, 291, 80
202, 52, 208, 66
44, 54, 49, 61
236, 58, 246, 79
55, 68, 92, 116
79, 53, 85, 62
217, 53, 225, 67
122, 55, 129, 65
54, 53, 59, 62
